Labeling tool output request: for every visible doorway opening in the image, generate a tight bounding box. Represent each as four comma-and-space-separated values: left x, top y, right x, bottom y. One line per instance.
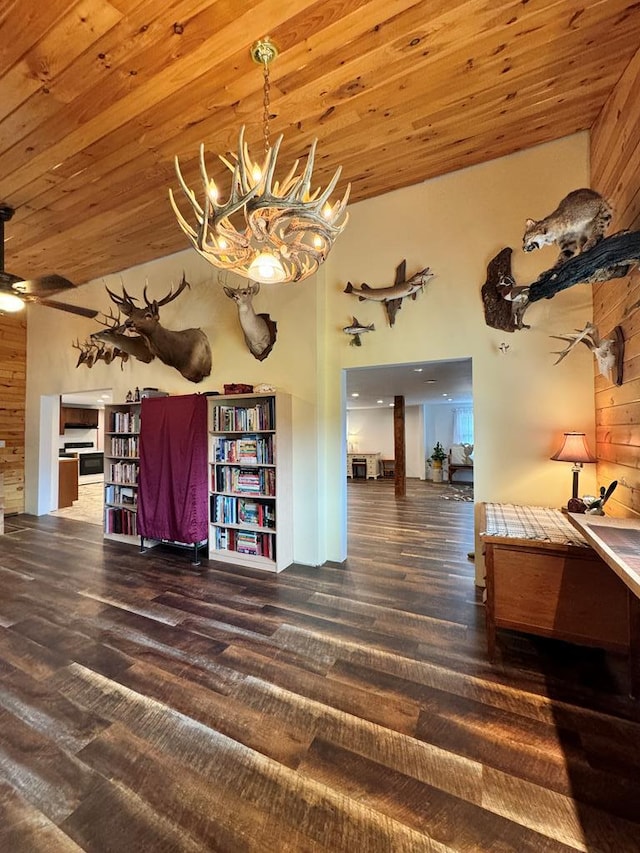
47, 388, 112, 525
343, 357, 474, 552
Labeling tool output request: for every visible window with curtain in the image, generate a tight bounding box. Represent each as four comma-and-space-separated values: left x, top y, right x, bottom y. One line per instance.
452, 407, 474, 445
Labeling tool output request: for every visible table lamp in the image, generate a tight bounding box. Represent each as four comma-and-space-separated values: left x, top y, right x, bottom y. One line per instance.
550, 431, 596, 508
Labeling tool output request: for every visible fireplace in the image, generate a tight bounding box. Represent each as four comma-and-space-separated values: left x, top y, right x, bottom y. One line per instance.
79, 452, 104, 477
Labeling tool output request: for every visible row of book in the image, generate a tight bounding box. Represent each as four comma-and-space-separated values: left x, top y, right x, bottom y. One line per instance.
211, 399, 275, 432
107, 461, 138, 485
210, 495, 275, 528
105, 507, 137, 536
213, 527, 275, 559
108, 411, 140, 433
212, 435, 274, 465
108, 436, 139, 458
214, 467, 275, 495
105, 484, 137, 508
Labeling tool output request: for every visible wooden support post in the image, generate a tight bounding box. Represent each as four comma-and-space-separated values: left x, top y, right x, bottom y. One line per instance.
394, 395, 406, 497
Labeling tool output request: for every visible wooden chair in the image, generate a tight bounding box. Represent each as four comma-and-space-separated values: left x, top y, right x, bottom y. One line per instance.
381, 459, 395, 478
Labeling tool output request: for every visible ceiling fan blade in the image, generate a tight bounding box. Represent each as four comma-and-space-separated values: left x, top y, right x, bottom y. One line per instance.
0, 270, 23, 290
36, 298, 98, 318
11, 274, 76, 295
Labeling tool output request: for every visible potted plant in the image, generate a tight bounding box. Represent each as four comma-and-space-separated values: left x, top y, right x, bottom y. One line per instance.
431, 441, 447, 469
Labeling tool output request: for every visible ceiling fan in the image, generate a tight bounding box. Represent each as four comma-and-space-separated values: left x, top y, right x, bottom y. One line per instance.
0, 204, 98, 318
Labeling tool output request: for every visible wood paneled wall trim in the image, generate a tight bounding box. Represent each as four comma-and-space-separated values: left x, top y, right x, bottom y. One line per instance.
0, 312, 26, 516
591, 45, 640, 519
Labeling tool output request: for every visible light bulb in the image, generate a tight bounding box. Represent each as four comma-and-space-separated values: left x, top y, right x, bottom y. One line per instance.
0, 292, 25, 313
313, 235, 324, 250
208, 180, 218, 204
322, 202, 332, 220
251, 164, 262, 184
247, 251, 286, 283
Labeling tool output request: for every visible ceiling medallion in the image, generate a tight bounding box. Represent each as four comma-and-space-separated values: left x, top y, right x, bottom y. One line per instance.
169, 37, 350, 284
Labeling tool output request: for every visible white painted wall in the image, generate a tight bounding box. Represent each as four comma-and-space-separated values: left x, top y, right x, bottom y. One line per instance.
25, 132, 596, 575
347, 405, 425, 478
322, 133, 596, 570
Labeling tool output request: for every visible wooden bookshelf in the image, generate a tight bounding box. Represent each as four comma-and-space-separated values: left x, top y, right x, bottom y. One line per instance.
103, 401, 141, 544
208, 392, 293, 572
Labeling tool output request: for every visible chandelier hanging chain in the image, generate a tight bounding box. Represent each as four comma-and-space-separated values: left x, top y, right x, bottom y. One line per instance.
261, 56, 271, 157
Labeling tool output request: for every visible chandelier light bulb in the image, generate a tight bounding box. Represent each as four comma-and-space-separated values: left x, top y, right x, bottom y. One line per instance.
247, 250, 287, 283
207, 180, 218, 204
251, 164, 262, 184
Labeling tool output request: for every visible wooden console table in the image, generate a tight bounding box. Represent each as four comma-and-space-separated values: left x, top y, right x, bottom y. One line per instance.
566, 513, 640, 699
480, 503, 636, 696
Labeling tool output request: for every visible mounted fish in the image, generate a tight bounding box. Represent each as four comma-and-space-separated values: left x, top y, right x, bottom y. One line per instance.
344, 260, 434, 326
343, 317, 375, 346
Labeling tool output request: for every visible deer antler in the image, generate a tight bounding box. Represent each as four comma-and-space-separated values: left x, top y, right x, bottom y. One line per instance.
550, 322, 599, 365
105, 283, 138, 316
72, 338, 93, 367
93, 306, 129, 333
143, 273, 190, 309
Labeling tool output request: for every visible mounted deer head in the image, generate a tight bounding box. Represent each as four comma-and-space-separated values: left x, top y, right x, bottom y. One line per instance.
223, 281, 277, 361
91, 307, 155, 364
105, 274, 212, 382
551, 322, 624, 385
72, 338, 95, 368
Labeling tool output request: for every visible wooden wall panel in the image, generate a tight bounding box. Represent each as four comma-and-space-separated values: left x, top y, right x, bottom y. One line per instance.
591, 46, 640, 518
0, 312, 26, 516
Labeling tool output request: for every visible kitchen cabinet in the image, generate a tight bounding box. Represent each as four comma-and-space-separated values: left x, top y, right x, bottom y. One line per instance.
58, 457, 79, 508
59, 405, 99, 433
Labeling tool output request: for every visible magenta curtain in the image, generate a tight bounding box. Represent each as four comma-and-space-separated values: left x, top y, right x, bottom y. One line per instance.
138, 394, 208, 543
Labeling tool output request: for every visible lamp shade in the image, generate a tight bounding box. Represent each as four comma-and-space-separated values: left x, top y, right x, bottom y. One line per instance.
550, 432, 596, 464
0, 292, 25, 312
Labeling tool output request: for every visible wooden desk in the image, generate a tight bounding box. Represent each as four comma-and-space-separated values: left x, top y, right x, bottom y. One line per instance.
347, 452, 381, 479
480, 503, 632, 691
566, 514, 640, 698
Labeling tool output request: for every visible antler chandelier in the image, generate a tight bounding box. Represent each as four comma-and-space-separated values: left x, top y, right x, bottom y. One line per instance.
169, 37, 350, 284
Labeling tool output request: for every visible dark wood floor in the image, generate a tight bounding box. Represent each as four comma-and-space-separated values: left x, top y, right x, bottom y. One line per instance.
1, 479, 639, 852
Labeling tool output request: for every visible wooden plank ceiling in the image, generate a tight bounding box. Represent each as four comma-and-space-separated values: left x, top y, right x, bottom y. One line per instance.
1, 0, 640, 289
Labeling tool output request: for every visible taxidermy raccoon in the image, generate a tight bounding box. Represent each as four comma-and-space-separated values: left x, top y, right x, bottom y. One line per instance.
522, 188, 613, 267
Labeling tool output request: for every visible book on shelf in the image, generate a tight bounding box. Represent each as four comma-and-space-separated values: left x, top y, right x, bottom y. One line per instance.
105, 506, 137, 536
214, 466, 275, 495
211, 434, 273, 464
107, 461, 138, 485
210, 398, 275, 432
109, 410, 140, 433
